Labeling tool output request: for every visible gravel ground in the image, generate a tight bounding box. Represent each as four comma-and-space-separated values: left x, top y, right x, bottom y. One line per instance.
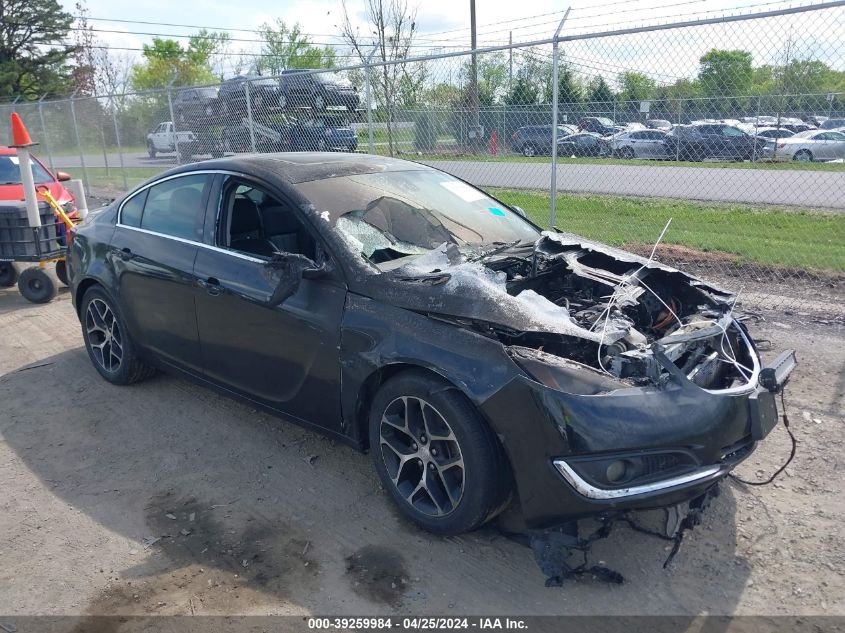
0, 268, 842, 621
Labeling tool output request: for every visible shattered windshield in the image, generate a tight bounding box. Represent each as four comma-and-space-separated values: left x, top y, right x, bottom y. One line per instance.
297, 170, 540, 268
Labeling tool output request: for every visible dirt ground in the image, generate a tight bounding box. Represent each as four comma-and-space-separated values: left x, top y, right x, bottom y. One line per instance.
0, 269, 843, 620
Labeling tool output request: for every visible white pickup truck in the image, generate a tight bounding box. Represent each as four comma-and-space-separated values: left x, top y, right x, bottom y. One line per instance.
146, 122, 197, 158
146, 121, 223, 161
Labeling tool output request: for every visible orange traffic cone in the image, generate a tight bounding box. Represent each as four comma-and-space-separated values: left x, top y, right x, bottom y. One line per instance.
10, 112, 36, 147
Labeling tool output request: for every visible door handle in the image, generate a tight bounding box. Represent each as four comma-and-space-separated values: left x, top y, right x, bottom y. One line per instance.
199, 276, 222, 296
117, 247, 133, 261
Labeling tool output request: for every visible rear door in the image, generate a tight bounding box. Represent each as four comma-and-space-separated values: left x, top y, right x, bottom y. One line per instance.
110, 173, 213, 373
193, 174, 347, 430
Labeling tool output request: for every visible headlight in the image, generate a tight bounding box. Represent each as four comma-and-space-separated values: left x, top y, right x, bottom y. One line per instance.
508, 346, 626, 395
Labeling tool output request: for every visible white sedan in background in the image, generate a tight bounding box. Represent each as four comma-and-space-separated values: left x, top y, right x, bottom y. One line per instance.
610, 129, 669, 159
763, 129, 845, 162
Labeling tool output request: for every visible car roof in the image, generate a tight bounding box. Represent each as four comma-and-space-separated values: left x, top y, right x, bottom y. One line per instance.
163, 152, 430, 185
0, 146, 17, 156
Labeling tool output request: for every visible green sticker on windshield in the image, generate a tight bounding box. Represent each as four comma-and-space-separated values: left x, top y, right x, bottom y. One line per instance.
488, 207, 506, 217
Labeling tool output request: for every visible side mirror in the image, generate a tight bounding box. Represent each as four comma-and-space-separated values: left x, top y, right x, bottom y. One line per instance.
56, 171, 71, 182
262, 253, 328, 305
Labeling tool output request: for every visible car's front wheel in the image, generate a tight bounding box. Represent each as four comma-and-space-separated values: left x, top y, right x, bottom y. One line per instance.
147, 142, 156, 159
81, 286, 155, 385
369, 370, 509, 535
793, 149, 813, 162
521, 143, 537, 157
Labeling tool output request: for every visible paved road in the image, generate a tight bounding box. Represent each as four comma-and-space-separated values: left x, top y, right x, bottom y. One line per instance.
53, 151, 845, 209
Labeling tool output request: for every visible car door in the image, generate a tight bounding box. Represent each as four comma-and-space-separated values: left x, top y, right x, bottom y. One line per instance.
110, 173, 212, 373
193, 175, 347, 430
643, 131, 666, 158
827, 131, 845, 160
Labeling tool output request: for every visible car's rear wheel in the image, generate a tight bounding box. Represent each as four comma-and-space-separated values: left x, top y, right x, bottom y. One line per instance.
313, 93, 326, 111
793, 149, 813, 162
369, 371, 509, 535
17, 267, 56, 303
0, 262, 18, 287
620, 146, 635, 159
147, 142, 156, 159
279, 93, 288, 109
81, 286, 155, 385
521, 143, 537, 157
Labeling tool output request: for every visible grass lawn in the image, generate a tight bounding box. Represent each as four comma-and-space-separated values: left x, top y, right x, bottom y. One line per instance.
58, 166, 165, 192
491, 189, 845, 272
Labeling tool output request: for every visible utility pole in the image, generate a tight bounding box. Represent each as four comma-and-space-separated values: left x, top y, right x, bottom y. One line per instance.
508, 31, 513, 93
469, 0, 480, 149
550, 8, 571, 229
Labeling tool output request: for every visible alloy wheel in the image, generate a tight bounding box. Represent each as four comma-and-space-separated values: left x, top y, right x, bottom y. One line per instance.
85, 298, 123, 373
379, 396, 465, 517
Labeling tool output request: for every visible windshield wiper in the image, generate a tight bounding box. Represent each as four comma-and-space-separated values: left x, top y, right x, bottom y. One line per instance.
469, 238, 536, 262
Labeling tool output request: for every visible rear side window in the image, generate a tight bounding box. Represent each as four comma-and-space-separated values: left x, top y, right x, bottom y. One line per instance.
120, 190, 147, 228
119, 174, 212, 241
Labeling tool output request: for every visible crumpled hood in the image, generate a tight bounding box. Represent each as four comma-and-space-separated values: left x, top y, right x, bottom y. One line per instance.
360, 232, 733, 343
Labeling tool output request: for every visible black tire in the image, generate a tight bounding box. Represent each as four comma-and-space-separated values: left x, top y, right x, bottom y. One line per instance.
521, 143, 537, 157
369, 370, 509, 535
279, 93, 288, 109
17, 267, 57, 304
55, 259, 69, 286
793, 149, 813, 162
80, 286, 155, 385
0, 261, 18, 287
147, 142, 157, 159
620, 146, 635, 159
313, 92, 327, 111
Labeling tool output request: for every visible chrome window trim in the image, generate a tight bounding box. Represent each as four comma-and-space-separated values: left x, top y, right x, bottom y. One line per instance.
114, 224, 266, 264
553, 460, 722, 500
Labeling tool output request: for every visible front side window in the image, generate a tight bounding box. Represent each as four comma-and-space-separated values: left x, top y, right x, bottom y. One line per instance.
218, 179, 316, 260
135, 174, 212, 241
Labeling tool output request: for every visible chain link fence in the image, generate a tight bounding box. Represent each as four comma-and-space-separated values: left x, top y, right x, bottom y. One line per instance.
1, 2, 843, 312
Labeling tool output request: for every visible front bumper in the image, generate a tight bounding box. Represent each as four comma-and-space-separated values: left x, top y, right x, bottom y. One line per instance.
479, 348, 795, 529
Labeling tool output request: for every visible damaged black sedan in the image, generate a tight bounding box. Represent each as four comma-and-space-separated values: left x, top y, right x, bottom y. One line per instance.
67, 153, 795, 537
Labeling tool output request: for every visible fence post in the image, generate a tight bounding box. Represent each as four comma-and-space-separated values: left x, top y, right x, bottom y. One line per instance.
752, 95, 761, 162
675, 99, 682, 161
244, 80, 257, 153
365, 46, 377, 154
549, 8, 571, 229
37, 94, 55, 172
111, 100, 128, 190
167, 86, 181, 164
68, 91, 89, 191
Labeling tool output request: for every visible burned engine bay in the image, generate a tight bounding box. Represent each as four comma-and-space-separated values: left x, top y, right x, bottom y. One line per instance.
391, 232, 757, 392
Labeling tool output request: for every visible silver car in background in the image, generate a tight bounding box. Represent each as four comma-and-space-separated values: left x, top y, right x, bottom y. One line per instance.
610, 129, 669, 159
763, 129, 845, 162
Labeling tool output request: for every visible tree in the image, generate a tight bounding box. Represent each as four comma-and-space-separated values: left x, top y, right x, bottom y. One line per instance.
543, 62, 582, 106
0, 0, 76, 99
698, 49, 753, 99
461, 53, 508, 106
254, 20, 336, 76
617, 71, 656, 104
129, 31, 229, 90
504, 76, 539, 106
586, 76, 614, 104
339, 0, 423, 156
73, 1, 132, 97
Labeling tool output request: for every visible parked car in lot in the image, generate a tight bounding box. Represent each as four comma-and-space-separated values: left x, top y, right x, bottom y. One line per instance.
279, 70, 359, 111
510, 125, 577, 157
664, 123, 766, 161
557, 132, 611, 157
67, 153, 795, 536
290, 115, 358, 152
819, 118, 845, 130
578, 116, 616, 136
644, 119, 672, 130
0, 147, 76, 216
610, 129, 669, 159
763, 129, 845, 162
753, 127, 795, 141
173, 87, 221, 123
219, 75, 282, 116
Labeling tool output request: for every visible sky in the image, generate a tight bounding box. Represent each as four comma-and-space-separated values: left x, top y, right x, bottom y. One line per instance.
59, 0, 845, 88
